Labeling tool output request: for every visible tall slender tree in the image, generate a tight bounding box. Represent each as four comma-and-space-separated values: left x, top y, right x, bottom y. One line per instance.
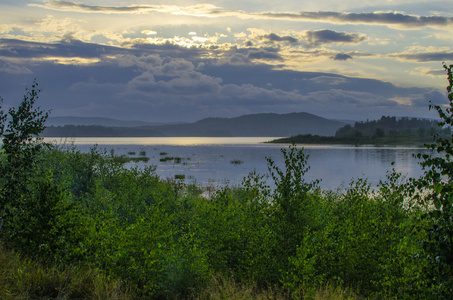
0, 80, 49, 231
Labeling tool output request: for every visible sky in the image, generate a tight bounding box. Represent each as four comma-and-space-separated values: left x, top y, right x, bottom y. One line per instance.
0, 0, 452, 122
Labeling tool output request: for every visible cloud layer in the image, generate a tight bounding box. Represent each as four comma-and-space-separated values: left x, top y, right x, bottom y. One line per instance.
32, 1, 453, 29
0, 0, 451, 122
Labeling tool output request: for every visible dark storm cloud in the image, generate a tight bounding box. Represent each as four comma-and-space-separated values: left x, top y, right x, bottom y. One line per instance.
332, 53, 353, 61
258, 33, 299, 44
390, 52, 453, 62
305, 30, 366, 46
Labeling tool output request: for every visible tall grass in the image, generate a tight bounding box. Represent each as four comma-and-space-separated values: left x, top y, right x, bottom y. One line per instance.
0, 242, 130, 299
195, 275, 365, 300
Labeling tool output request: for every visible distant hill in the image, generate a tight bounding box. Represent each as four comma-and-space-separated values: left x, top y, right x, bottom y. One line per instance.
43, 112, 346, 137
47, 116, 163, 127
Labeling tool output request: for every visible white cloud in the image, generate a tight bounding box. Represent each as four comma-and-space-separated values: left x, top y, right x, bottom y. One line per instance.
142, 30, 157, 35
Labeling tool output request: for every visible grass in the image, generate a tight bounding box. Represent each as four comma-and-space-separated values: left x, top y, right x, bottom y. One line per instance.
175, 174, 186, 180
230, 159, 243, 165
0, 242, 131, 299
160, 156, 184, 163
113, 154, 150, 164
0, 241, 366, 300
196, 275, 364, 300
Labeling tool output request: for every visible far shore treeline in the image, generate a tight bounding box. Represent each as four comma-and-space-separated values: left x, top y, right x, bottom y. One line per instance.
270, 115, 450, 146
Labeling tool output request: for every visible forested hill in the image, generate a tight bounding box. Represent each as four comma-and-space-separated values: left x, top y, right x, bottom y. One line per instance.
43, 112, 345, 137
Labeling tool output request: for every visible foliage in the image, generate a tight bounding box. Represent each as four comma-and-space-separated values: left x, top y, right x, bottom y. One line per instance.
0, 79, 49, 231
0, 135, 434, 299
411, 63, 453, 297
269, 128, 447, 146
335, 116, 442, 138
269, 115, 450, 145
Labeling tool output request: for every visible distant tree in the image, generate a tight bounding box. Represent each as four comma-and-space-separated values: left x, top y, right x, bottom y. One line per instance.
335, 124, 352, 137
373, 128, 385, 138
417, 127, 426, 138
353, 129, 363, 138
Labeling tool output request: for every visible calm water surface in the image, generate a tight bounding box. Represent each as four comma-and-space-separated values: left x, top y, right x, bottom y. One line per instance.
44, 137, 431, 189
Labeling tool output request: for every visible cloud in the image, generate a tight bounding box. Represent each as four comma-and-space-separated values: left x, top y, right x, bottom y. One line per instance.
332, 53, 353, 61
160, 59, 195, 76
256, 11, 453, 28
0, 62, 32, 74
0, 38, 214, 69
390, 52, 453, 62
305, 89, 398, 108
217, 84, 301, 106
247, 49, 283, 60
229, 53, 250, 65
0, 34, 445, 122
426, 70, 448, 77
31, 1, 453, 29
410, 90, 448, 107
410, 67, 448, 77
258, 33, 298, 44
305, 29, 366, 46
128, 70, 222, 96
142, 30, 157, 35
310, 76, 348, 85
0, 38, 124, 60
31, 1, 226, 16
